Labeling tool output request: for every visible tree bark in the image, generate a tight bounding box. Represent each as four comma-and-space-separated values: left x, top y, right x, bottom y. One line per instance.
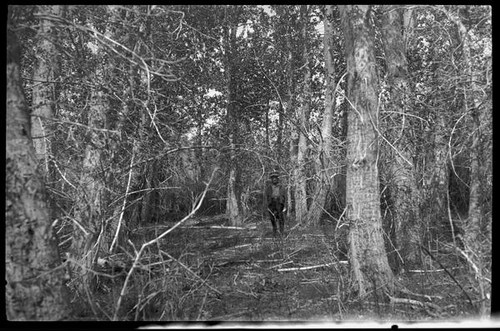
445, 7, 491, 316
71, 85, 109, 292
275, 5, 297, 221
294, 4, 311, 224
225, 7, 243, 226
71, 5, 129, 292
31, 5, 62, 175
113, 5, 143, 230
276, 103, 283, 161
380, 5, 423, 273
286, 36, 296, 220
6, 29, 69, 321
340, 5, 395, 297
402, 7, 414, 54
286, 50, 296, 221
307, 5, 335, 226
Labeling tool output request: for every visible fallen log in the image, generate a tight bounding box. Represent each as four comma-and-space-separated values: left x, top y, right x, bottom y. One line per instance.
388, 295, 442, 317
277, 261, 348, 272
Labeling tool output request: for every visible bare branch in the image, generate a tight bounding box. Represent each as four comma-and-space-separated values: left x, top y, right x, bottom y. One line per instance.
112, 167, 219, 320
110, 144, 136, 253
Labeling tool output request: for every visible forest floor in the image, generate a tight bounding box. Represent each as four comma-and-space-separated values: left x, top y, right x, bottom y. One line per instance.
80, 213, 484, 324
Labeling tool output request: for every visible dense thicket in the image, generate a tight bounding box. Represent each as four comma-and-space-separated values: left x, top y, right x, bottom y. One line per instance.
6, 5, 491, 320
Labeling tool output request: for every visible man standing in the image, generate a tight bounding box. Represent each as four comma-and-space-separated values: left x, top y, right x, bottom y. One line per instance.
265, 172, 286, 237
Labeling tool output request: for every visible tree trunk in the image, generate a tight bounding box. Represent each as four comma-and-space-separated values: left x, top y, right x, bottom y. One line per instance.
71, 85, 109, 292
140, 162, 154, 223
340, 5, 395, 297
294, 4, 311, 225
265, 100, 271, 150
31, 5, 62, 175
71, 5, 130, 292
286, 90, 297, 222
6, 29, 69, 321
286, 45, 296, 221
114, 7, 142, 230
275, 6, 296, 221
402, 7, 414, 53
307, 5, 335, 226
422, 100, 449, 243
380, 5, 423, 273
225, 7, 243, 226
276, 103, 284, 161
445, 7, 491, 316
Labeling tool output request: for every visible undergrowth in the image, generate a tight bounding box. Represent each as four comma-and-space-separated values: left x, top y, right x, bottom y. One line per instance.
66, 214, 489, 322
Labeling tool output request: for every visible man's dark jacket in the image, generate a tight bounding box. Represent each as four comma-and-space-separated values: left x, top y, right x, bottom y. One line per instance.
265, 182, 286, 207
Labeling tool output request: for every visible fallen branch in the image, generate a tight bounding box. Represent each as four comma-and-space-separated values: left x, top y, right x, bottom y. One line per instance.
277, 261, 348, 272
399, 287, 443, 301
269, 261, 294, 269
255, 259, 284, 263
388, 295, 442, 316
300, 278, 322, 284
181, 225, 256, 230
408, 267, 463, 273
209, 225, 256, 230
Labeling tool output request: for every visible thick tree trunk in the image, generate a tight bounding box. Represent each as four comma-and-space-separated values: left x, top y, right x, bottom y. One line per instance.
307, 5, 335, 226
380, 5, 423, 272
31, 5, 62, 174
225, 9, 243, 226
227, 165, 243, 226
445, 7, 491, 316
6, 29, 69, 321
226, 103, 243, 226
287, 84, 297, 221
340, 5, 395, 297
274, 6, 297, 221
294, 5, 311, 224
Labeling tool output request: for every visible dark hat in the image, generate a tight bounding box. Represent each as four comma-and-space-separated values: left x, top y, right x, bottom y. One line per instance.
270, 171, 279, 178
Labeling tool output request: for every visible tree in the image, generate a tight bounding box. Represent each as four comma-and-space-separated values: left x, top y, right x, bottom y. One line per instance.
340, 5, 395, 297
293, 5, 311, 224
306, 5, 336, 226
273, 5, 298, 220
223, 6, 245, 226
441, 5, 491, 316
6, 27, 69, 321
379, 5, 423, 272
31, 5, 62, 176
70, 77, 110, 293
